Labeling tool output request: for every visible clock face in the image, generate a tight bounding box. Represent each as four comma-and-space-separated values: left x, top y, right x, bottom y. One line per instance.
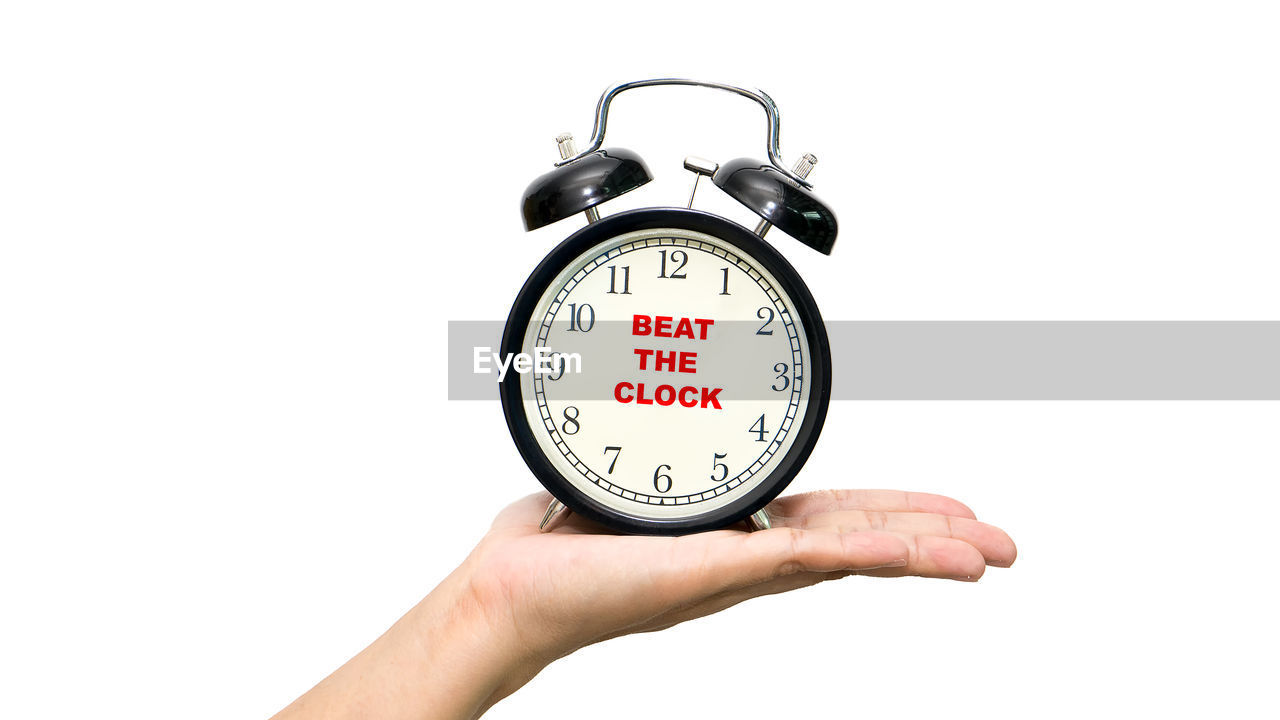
502, 210, 829, 533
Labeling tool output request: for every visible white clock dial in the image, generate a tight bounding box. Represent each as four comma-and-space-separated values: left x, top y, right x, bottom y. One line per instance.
519, 227, 811, 521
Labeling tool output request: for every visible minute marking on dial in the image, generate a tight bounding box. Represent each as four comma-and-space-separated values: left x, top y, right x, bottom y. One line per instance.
531, 236, 804, 506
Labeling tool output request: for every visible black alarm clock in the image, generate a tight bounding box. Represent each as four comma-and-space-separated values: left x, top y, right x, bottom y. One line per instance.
499, 79, 837, 535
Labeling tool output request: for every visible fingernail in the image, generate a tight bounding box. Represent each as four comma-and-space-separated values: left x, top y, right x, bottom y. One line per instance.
868, 558, 908, 569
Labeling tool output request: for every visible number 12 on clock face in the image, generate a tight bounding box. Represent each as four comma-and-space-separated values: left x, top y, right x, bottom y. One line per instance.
504, 215, 827, 533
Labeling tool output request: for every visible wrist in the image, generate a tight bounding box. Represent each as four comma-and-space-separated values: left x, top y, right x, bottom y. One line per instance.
271, 559, 547, 720
399, 560, 548, 719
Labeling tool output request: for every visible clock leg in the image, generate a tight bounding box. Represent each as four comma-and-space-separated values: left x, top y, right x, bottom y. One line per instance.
539, 498, 572, 532
746, 508, 773, 531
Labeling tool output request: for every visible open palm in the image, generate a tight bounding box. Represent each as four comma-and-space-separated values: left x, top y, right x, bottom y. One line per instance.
463, 489, 1017, 663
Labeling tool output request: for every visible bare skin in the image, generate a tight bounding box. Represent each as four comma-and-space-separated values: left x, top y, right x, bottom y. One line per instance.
272, 489, 1017, 720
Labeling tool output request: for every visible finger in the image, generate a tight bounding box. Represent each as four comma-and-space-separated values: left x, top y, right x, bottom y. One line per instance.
861, 535, 989, 581
623, 532, 992, 643
784, 510, 1017, 567
770, 489, 978, 521
654, 527, 910, 599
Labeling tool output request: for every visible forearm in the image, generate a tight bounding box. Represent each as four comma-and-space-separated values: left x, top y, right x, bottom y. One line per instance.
271, 565, 541, 720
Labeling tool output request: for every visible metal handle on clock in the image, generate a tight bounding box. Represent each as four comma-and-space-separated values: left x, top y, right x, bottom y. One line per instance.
554, 78, 814, 189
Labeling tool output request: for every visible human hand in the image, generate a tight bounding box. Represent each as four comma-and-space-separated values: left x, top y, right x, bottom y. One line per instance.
466, 490, 1016, 667
273, 489, 1015, 720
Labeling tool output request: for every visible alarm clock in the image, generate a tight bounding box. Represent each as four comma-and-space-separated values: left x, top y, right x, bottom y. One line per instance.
499, 79, 837, 535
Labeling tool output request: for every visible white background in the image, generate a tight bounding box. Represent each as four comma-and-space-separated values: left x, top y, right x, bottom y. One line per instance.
1, 2, 1277, 718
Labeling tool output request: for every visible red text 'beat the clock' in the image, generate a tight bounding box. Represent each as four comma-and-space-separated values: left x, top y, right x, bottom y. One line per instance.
614, 314, 724, 409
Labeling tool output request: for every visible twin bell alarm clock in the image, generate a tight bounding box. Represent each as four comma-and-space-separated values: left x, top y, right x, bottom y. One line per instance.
499, 79, 838, 535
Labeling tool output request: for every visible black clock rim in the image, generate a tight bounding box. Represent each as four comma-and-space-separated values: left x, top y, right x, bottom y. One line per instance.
499, 207, 832, 535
